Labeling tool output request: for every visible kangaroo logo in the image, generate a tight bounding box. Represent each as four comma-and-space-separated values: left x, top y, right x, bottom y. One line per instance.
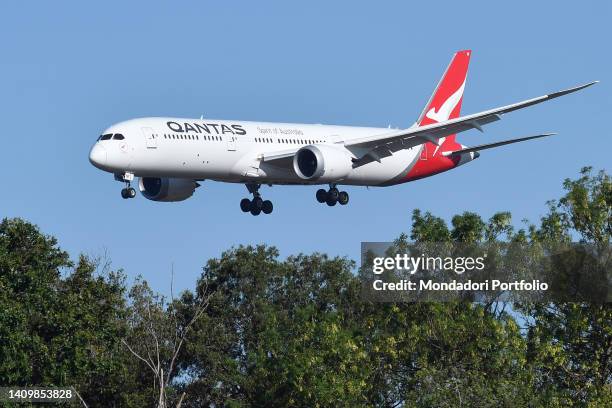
425, 80, 466, 124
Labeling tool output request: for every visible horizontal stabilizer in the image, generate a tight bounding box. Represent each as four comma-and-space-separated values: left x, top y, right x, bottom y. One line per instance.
442, 133, 556, 156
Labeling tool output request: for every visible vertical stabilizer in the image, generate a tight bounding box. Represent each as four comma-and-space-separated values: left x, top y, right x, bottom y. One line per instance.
416, 50, 471, 132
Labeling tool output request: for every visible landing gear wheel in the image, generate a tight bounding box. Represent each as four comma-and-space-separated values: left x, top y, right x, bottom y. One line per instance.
316, 189, 327, 203
328, 187, 340, 202
338, 191, 349, 205
128, 187, 136, 198
326, 196, 337, 206
251, 197, 264, 211
243, 183, 273, 215
262, 200, 273, 214
240, 198, 251, 212
121, 188, 130, 199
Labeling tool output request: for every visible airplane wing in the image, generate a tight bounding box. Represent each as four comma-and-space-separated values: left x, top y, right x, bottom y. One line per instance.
258, 148, 300, 168
346, 81, 597, 165
441, 133, 556, 157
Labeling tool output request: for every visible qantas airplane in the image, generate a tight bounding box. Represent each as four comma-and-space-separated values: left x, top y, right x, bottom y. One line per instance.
89, 50, 596, 215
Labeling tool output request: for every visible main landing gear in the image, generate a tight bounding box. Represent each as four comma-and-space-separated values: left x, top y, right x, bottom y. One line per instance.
240, 183, 273, 216
116, 172, 136, 199
316, 185, 349, 206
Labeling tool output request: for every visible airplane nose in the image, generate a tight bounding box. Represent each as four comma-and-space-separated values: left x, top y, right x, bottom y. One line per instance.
89, 143, 107, 168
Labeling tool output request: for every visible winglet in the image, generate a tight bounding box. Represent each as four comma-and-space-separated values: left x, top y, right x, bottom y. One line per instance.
548, 81, 598, 99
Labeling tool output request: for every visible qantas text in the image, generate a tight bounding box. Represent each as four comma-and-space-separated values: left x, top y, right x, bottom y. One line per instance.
166, 121, 247, 135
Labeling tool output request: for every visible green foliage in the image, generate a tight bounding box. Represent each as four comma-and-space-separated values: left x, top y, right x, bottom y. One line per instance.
560, 167, 611, 245
0, 218, 69, 385
410, 209, 450, 242
0, 219, 151, 407
451, 211, 486, 243
518, 166, 612, 406
0, 167, 609, 407
178, 247, 368, 407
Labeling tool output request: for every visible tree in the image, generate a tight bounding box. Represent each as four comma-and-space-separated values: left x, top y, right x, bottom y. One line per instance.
519, 167, 612, 406
176, 246, 370, 407
121, 272, 212, 408
1, 166, 609, 407
0, 218, 148, 407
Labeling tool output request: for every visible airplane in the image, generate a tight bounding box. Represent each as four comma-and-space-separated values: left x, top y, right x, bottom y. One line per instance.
89, 50, 597, 215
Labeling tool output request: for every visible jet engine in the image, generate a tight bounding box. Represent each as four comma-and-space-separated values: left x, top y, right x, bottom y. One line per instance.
293, 145, 353, 182
138, 177, 199, 202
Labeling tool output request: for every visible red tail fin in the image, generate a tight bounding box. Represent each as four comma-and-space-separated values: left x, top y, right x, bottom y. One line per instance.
400, 51, 472, 183
416, 50, 471, 140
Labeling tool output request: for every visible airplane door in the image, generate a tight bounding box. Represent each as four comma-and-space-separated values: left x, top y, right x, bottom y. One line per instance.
142, 127, 157, 149
226, 135, 237, 151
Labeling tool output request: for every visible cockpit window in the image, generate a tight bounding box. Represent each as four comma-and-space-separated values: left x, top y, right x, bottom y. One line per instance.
99, 134, 113, 141
113, 134, 125, 140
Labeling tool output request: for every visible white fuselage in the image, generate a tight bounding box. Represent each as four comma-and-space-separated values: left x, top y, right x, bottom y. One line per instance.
90, 117, 425, 187
88, 52, 594, 197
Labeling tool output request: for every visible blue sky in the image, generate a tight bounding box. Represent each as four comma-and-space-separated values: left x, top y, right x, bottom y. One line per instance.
1, 1, 609, 296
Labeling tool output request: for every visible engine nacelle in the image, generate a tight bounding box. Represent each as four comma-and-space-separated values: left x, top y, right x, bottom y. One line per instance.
138, 177, 198, 202
293, 145, 353, 182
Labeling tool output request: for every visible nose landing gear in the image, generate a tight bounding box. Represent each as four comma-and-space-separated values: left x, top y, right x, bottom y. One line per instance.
240, 183, 273, 216
316, 185, 349, 206
116, 172, 136, 199
121, 186, 136, 199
